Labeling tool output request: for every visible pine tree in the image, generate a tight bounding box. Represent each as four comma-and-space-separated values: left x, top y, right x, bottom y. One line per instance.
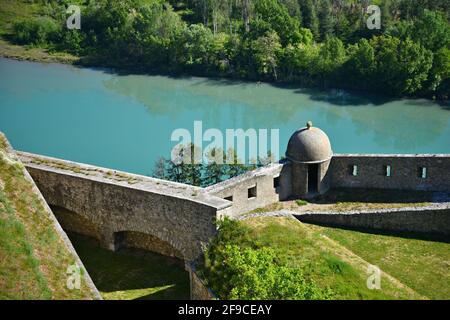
318, 0, 334, 41
152, 156, 167, 179
299, 0, 319, 40
203, 147, 227, 186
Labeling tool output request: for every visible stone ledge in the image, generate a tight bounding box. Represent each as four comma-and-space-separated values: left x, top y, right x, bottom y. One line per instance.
205, 163, 283, 195
17, 151, 231, 211
333, 153, 450, 158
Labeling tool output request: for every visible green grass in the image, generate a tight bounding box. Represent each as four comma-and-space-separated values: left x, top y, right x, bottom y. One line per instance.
307, 224, 450, 300
240, 217, 427, 299
0, 134, 96, 299
295, 199, 308, 206
315, 188, 433, 211
0, 0, 39, 36
0, 1, 79, 64
0, 187, 52, 299
67, 233, 190, 300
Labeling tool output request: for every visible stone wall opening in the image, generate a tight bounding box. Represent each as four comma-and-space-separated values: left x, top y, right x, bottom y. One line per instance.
114, 231, 184, 261
51, 206, 101, 240
308, 164, 319, 194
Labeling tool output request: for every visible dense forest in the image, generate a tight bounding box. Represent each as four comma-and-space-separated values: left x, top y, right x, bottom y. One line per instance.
7, 0, 450, 99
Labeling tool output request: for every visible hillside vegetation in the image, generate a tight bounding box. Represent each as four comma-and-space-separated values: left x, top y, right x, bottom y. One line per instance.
200, 216, 449, 299
0, 134, 97, 299
0, 0, 448, 99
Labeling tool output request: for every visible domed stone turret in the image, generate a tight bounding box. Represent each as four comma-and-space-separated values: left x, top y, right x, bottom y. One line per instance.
286, 121, 332, 199
286, 122, 332, 163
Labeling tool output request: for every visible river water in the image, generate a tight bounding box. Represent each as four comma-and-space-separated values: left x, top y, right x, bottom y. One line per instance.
1, 57, 449, 176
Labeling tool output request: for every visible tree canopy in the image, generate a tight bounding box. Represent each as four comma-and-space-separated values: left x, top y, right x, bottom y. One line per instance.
9, 0, 450, 99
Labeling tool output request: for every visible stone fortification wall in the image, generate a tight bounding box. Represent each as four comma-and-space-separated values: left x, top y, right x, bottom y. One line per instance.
17, 151, 231, 261
205, 162, 291, 217
296, 205, 450, 235
330, 154, 450, 192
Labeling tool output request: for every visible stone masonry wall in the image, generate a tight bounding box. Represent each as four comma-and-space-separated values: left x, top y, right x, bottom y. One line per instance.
188, 265, 216, 300
18, 152, 232, 261
331, 154, 450, 192
205, 163, 290, 217
296, 206, 450, 235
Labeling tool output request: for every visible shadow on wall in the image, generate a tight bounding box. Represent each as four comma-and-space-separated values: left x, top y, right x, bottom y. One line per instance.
66, 232, 190, 300
51, 206, 190, 299
307, 188, 450, 205
51, 206, 101, 240
113, 231, 184, 260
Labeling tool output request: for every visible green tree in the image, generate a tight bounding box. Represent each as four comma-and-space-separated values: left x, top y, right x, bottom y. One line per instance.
253, 0, 302, 46
411, 10, 450, 52
163, 143, 203, 186
203, 148, 227, 186
179, 24, 215, 71
313, 36, 347, 87
370, 36, 433, 95
152, 156, 167, 180
427, 47, 450, 98
251, 31, 282, 80
299, 0, 319, 40
279, 42, 319, 83
343, 38, 376, 90
60, 29, 84, 54
279, 0, 302, 22
224, 148, 251, 178
317, 0, 334, 41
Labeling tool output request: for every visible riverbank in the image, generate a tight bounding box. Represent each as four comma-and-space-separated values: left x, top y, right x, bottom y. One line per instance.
0, 38, 79, 64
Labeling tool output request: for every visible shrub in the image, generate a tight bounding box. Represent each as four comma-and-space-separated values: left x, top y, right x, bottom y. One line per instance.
12, 17, 60, 46
59, 29, 85, 54
201, 218, 332, 300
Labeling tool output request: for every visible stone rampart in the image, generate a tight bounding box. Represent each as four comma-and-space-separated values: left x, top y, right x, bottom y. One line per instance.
17, 151, 232, 261
330, 154, 450, 192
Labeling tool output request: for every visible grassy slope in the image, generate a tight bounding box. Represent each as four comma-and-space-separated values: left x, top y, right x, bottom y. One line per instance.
307, 224, 450, 300
0, 0, 38, 35
0, 134, 95, 299
68, 233, 190, 300
241, 217, 438, 300
0, 0, 78, 63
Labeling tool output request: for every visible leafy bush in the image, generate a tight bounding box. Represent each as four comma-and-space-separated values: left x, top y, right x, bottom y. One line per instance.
201, 218, 333, 300
12, 17, 60, 46
59, 29, 84, 54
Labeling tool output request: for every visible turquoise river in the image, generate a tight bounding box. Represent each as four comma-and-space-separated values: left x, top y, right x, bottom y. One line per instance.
1, 57, 449, 176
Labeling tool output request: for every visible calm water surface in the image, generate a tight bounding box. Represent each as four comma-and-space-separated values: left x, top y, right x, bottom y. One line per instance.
1, 57, 449, 176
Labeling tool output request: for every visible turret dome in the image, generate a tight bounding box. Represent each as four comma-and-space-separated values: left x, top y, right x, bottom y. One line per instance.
286, 122, 332, 163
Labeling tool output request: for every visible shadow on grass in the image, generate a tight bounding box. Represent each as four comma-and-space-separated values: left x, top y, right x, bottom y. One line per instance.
66, 232, 190, 300
298, 220, 450, 244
